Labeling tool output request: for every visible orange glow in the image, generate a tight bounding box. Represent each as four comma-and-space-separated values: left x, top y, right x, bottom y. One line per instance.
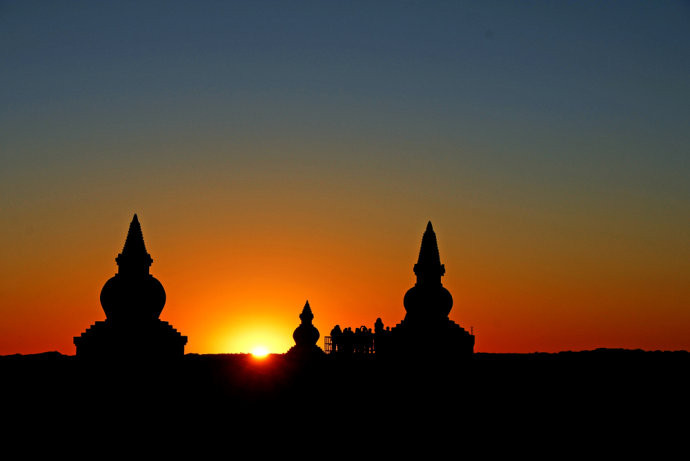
1, 206, 689, 355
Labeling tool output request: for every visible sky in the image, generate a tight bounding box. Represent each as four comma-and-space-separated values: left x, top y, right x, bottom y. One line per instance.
1, 1, 689, 355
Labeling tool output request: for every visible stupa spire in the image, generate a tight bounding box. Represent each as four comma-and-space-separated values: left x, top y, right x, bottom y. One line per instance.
122, 214, 148, 256
413, 221, 445, 283
416, 221, 442, 267
116, 214, 153, 275
300, 300, 314, 324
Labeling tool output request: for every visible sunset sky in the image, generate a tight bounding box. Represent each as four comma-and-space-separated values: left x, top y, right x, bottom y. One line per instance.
1, 1, 689, 355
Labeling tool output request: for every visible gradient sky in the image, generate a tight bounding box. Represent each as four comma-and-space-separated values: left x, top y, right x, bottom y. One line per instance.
1, 1, 689, 355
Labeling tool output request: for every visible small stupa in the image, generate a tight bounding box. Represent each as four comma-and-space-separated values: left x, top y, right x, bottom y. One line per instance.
389, 221, 474, 357
286, 300, 325, 360
74, 214, 187, 359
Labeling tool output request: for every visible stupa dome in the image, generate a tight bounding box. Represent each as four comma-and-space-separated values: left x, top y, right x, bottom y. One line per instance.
101, 275, 166, 321
293, 300, 320, 347
99, 214, 166, 322
403, 284, 453, 321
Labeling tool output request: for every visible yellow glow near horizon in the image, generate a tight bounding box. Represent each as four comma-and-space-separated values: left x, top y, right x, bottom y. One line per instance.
218, 322, 293, 355
251, 346, 270, 358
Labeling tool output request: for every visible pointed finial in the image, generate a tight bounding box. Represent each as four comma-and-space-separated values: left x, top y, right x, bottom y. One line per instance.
413, 220, 445, 282
122, 214, 148, 256
300, 300, 314, 324
116, 213, 153, 273
417, 221, 441, 267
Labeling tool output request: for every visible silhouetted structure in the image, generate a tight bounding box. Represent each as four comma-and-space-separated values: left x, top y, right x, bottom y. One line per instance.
287, 300, 325, 360
326, 222, 474, 358
73, 214, 187, 359
389, 221, 474, 357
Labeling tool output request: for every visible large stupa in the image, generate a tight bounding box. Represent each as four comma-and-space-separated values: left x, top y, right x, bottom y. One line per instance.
388, 221, 475, 357
74, 214, 187, 359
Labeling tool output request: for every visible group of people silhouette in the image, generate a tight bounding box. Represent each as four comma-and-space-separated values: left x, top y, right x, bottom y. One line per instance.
329, 325, 374, 355
328, 318, 394, 355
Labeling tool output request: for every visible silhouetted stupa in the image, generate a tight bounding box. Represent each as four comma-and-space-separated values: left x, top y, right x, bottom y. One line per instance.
74, 215, 187, 359
287, 301, 325, 360
389, 221, 474, 357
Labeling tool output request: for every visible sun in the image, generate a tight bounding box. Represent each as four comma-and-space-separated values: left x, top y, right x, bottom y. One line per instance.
251, 346, 270, 358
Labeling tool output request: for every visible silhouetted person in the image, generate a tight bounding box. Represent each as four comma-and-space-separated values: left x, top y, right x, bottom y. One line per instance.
374, 318, 384, 334
354, 327, 363, 353
342, 327, 355, 355
365, 328, 374, 354
330, 325, 343, 353
372, 318, 392, 355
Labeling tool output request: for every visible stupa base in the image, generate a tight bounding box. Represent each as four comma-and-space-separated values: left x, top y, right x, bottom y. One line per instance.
74, 319, 187, 360
286, 344, 326, 362
379, 318, 475, 359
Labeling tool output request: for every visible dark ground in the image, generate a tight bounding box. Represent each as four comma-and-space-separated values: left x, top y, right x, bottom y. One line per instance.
1, 349, 688, 453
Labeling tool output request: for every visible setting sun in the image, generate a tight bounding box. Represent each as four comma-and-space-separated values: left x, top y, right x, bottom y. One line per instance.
220, 323, 294, 356
251, 346, 270, 358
